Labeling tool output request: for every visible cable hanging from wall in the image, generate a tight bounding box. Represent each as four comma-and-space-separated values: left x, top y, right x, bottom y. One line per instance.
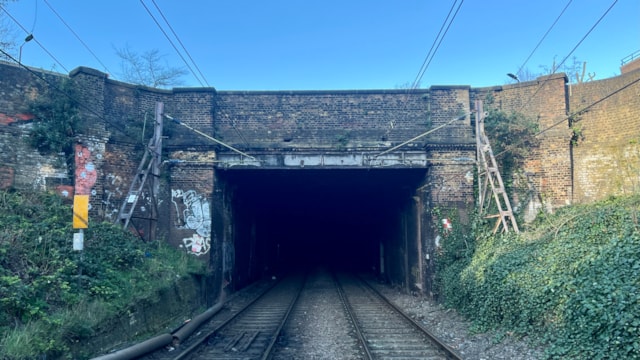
493, 75, 640, 160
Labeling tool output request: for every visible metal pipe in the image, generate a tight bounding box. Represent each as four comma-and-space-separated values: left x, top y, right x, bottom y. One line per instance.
90, 334, 173, 360
172, 302, 224, 343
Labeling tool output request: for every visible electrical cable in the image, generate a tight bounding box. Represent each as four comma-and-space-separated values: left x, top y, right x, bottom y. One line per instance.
514, 0, 573, 79
149, 0, 210, 87
384, 1, 465, 140
138, 0, 206, 87
144, 1, 251, 145
516, 0, 618, 114
147, 0, 252, 147
0, 6, 69, 72
0, 47, 139, 144
411, 0, 465, 90
29, 0, 37, 33
42, 0, 112, 75
493, 75, 640, 159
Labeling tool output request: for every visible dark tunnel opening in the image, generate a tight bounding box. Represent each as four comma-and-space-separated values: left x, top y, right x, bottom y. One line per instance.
217, 168, 428, 289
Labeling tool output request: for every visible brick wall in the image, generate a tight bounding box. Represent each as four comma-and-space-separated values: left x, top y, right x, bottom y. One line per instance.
0, 62, 71, 191
569, 68, 640, 202
473, 73, 573, 210
214, 89, 435, 150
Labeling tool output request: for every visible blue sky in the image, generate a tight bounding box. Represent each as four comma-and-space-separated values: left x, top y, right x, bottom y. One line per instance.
3, 0, 639, 90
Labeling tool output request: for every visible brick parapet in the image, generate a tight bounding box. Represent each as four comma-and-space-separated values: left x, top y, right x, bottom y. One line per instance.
569, 69, 640, 202
473, 73, 572, 209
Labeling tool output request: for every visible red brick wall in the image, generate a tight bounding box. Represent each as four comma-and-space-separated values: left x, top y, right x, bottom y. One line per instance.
569, 69, 640, 202
473, 73, 573, 210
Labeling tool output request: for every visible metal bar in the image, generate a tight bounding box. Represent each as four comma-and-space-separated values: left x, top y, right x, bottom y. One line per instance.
375, 112, 469, 157
165, 115, 257, 160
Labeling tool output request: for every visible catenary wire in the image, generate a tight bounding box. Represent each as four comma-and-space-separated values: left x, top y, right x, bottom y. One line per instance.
516, 0, 618, 114
138, 0, 206, 87
493, 75, 640, 159
0, 48, 140, 144
29, 0, 37, 33
42, 0, 112, 75
149, 0, 210, 87
384, 0, 466, 139
514, 0, 573, 79
0, 6, 69, 72
146, 1, 250, 145
411, 0, 465, 90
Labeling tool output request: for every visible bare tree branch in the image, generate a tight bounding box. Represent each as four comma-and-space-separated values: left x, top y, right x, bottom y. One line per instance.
114, 44, 187, 88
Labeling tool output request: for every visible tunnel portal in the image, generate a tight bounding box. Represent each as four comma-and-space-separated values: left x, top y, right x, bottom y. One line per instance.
217, 167, 429, 290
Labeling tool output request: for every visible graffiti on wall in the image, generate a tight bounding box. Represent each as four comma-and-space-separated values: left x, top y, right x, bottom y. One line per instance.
75, 144, 97, 196
102, 173, 124, 221
0, 112, 34, 126
171, 189, 211, 256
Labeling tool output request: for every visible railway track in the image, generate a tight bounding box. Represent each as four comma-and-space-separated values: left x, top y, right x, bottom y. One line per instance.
135, 269, 461, 360
174, 274, 305, 359
334, 273, 462, 359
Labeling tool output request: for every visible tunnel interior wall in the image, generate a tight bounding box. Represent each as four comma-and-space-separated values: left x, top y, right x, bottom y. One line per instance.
215, 168, 438, 292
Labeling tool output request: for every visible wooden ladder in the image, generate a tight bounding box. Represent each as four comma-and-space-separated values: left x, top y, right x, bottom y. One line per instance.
475, 100, 519, 234
116, 103, 163, 233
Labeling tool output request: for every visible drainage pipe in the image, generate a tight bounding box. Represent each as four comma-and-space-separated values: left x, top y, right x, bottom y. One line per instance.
90, 302, 223, 360
90, 334, 173, 360
172, 302, 224, 343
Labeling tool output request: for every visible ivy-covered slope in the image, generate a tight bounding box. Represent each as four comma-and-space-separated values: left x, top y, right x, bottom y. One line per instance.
437, 195, 640, 359
0, 189, 205, 359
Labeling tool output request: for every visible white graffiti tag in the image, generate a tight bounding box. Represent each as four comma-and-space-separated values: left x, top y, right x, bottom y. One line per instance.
172, 189, 212, 255
181, 234, 210, 256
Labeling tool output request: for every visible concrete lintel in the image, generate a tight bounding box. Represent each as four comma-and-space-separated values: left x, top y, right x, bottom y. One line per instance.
214, 151, 430, 169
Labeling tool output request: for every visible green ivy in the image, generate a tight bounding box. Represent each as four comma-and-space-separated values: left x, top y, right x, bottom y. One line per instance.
436, 195, 640, 359
27, 79, 80, 176
0, 189, 206, 359
483, 107, 540, 219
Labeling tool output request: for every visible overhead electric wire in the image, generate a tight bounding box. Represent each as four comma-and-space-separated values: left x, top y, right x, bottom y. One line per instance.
138, 0, 206, 87
517, 0, 618, 114
149, 0, 210, 87
0, 48, 139, 145
514, 0, 573, 78
42, 0, 112, 75
384, 0, 466, 140
144, 1, 251, 146
28, 0, 37, 33
0, 6, 68, 72
411, 0, 465, 90
494, 75, 640, 159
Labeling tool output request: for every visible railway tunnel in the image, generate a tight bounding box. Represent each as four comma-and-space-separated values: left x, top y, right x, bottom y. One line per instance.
158, 88, 477, 297
203, 150, 447, 295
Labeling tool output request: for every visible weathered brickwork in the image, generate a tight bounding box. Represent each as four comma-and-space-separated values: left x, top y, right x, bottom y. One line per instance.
569, 68, 640, 202
473, 73, 573, 210
215, 89, 434, 150
2, 61, 638, 297
168, 162, 215, 255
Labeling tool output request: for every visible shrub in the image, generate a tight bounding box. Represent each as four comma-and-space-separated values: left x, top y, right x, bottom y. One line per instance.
0, 189, 206, 359
436, 195, 640, 359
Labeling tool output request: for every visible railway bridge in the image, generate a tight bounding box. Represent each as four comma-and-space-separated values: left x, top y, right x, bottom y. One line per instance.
150, 84, 477, 297
3, 64, 480, 296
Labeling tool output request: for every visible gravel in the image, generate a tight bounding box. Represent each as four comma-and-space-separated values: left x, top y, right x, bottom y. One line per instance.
371, 280, 545, 360
273, 269, 544, 359
144, 269, 545, 359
